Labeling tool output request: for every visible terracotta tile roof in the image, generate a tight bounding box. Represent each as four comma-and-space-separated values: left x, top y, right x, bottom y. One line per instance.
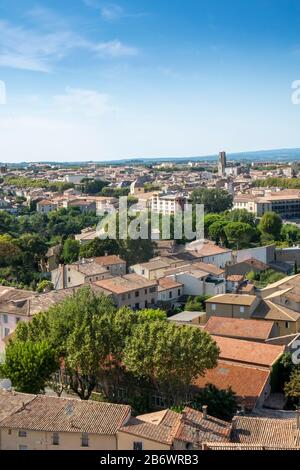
0, 394, 130, 434
226, 275, 244, 282
191, 262, 225, 276
119, 409, 181, 445
93, 273, 157, 294
242, 258, 269, 271
204, 317, 274, 341
206, 294, 257, 306
94, 255, 126, 266
212, 336, 284, 368
158, 277, 183, 291
189, 241, 232, 257
119, 407, 231, 447
193, 361, 270, 410
253, 300, 300, 322
0, 390, 35, 423
175, 407, 231, 447
231, 415, 300, 448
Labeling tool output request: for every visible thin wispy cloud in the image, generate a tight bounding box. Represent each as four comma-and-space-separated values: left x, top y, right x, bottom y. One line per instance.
94, 40, 138, 57
53, 87, 116, 117
83, 0, 146, 21
0, 17, 139, 72
101, 4, 124, 21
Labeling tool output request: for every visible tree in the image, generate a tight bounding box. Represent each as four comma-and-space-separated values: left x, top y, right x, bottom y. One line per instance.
225, 208, 256, 226
204, 214, 225, 238
124, 321, 219, 404
281, 224, 300, 244
185, 295, 210, 312
0, 340, 58, 394
224, 222, 255, 249
62, 238, 80, 264
191, 384, 238, 421
79, 238, 119, 259
119, 238, 155, 266
37, 280, 54, 293
284, 368, 300, 405
258, 212, 282, 241
208, 221, 228, 245
80, 178, 108, 195
191, 189, 233, 214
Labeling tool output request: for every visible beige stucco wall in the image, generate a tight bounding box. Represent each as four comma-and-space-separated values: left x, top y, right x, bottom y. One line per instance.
117, 431, 170, 450
0, 428, 117, 450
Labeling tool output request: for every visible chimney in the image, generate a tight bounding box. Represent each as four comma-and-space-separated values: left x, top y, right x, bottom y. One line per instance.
296, 408, 300, 430
202, 405, 208, 419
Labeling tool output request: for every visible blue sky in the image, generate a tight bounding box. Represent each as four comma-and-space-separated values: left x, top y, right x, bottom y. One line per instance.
0, 0, 300, 162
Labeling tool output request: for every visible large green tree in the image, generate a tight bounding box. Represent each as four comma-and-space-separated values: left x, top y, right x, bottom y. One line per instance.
258, 212, 283, 241
191, 384, 238, 421
191, 188, 233, 214
0, 340, 58, 394
62, 238, 80, 264
224, 222, 255, 249
124, 321, 219, 404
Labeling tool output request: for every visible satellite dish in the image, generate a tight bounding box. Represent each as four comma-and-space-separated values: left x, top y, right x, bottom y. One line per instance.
0, 379, 12, 391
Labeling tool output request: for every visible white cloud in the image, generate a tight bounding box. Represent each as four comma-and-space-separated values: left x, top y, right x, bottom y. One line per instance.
0, 17, 138, 72
53, 87, 116, 117
101, 4, 124, 21
93, 40, 138, 57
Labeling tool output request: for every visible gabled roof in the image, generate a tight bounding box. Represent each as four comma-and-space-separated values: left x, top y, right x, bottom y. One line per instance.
0, 394, 130, 435
231, 415, 300, 448
119, 407, 231, 447
206, 294, 257, 307
193, 361, 270, 410
212, 335, 284, 368
252, 300, 300, 322
204, 316, 274, 341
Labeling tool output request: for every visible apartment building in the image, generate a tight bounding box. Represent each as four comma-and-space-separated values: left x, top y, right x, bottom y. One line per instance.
36, 199, 58, 214
0, 288, 76, 354
206, 290, 300, 336
150, 192, 188, 215
0, 392, 131, 450
92, 273, 158, 309
157, 277, 183, 305
51, 260, 111, 290
94, 255, 126, 276
206, 294, 260, 319
234, 189, 300, 218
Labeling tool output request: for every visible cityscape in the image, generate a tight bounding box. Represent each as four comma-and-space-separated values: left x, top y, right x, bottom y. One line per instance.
1, 0, 300, 461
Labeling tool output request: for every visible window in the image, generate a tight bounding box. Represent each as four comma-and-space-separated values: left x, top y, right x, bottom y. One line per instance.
19, 445, 28, 450
285, 321, 290, 329
211, 304, 216, 311
135, 303, 140, 309
16, 317, 20, 324
169, 291, 172, 299
152, 393, 166, 408
18, 430, 27, 437
4, 328, 10, 337
144, 289, 147, 294
240, 306, 245, 313
128, 293, 131, 299
52, 432, 59, 445
121, 294, 125, 300
133, 442, 143, 450
68, 277, 71, 283
3, 314, 8, 323
150, 287, 156, 293
178, 289, 181, 296
141, 270, 145, 275
135, 291, 139, 297
81, 432, 89, 447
